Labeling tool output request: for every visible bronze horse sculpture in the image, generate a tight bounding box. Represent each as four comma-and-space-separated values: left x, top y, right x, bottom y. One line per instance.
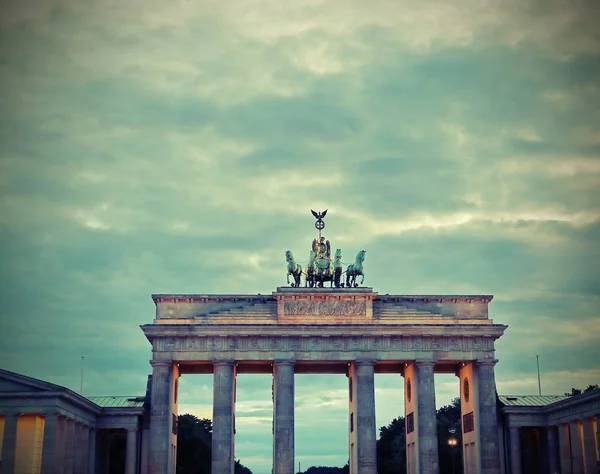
285, 250, 302, 287
346, 250, 366, 287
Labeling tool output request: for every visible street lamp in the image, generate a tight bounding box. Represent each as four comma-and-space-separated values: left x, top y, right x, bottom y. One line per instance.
447, 438, 458, 474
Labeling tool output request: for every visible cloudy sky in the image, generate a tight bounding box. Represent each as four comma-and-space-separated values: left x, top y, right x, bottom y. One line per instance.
1, 0, 599, 471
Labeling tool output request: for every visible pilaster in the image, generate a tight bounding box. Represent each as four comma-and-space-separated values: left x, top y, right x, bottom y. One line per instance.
0, 414, 17, 474
212, 360, 236, 474
476, 360, 501, 474
273, 361, 295, 474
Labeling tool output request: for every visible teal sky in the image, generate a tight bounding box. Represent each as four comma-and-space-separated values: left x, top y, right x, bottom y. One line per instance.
1, 0, 599, 472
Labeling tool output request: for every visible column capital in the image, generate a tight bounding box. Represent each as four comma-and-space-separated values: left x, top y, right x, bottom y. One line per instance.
273, 359, 295, 366
126, 427, 140, 433
476, 358, 499, 367
414, 359, 437, 368
212, 359, 235, 367
150, 360, 172, 367
354, 359, 377, 366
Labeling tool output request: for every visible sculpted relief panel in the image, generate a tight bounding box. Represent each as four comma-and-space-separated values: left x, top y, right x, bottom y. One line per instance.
283, 300, 367, 316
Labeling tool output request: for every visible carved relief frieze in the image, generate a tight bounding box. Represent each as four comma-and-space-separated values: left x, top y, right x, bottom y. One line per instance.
448, 337, 461, 351
270, 337, 285, 351
283, 300, 366, 316
208, 337, 225, 351
310, 337, 322, 350
349, 336, 362, 350
330, 337, 343, 350
412, 336, 423, 350
390, 336, 402, 350
186, 337, 203, 350
430, 337, 443, 350
370, 336, 383, 350
290, 337, 301, 350
228, 337, 240, 350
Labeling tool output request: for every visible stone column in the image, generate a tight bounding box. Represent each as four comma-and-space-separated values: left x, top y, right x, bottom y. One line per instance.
546, 425, 560, 474
476, 360, 501, 474
582, 418, 597, 474
558, 423, 572, 474
569, 421, 584, 474
415, 360, 439, 474
0, 414, 18, 474
273, 360, 295, 474
508, 426, 521, 474
353, 360, 377, 474
212, 361, 236, 474
41, 413, 60, 474
64, 418, 75, 474
148, 361, 176, 474
126, 428, 139, 474
78, 424, 90, 474
88, 427, 97, 474
73, 422, 83, 474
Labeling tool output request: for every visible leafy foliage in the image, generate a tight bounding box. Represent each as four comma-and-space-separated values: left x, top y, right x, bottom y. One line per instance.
564, 384, 599, 396
298, 465, 349, 474
376, 398, 462, 474
176, 414, 253, 474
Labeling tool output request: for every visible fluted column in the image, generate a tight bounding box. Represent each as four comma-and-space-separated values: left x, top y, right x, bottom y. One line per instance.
88, 427, 97, 474
558, 423, 573, 474
546, 425, 559, 474
64, 418, 75, 474
569, 421, 584, 474
212, 361, 236, 474
273, 360, 295, 474
476, 360, 501, 474
416, 360, 439, 474
405, 361, 439, 474
126, 428, 139, 474
78, 424, 90, 474
582, 418, 596, 474
73, 422, 83, 474
41, 413, 60, 474
148, 361, 177, 474
508, 426, 521, 474
0, 414, 18, 474
350, 360, 377, 474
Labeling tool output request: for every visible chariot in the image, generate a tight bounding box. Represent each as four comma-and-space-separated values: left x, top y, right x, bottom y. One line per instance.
285, 210, 366, 289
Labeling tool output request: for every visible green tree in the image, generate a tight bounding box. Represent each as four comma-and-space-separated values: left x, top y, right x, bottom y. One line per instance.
376, 398, 463, 474
377, 416, 406, 474
565, 384, 599, 396
299, 466, 348, 474
436, 398, 462, 474
176, 414, 253, 474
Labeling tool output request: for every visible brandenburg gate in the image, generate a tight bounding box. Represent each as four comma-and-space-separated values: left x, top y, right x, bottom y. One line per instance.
141, 287, 506, 474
